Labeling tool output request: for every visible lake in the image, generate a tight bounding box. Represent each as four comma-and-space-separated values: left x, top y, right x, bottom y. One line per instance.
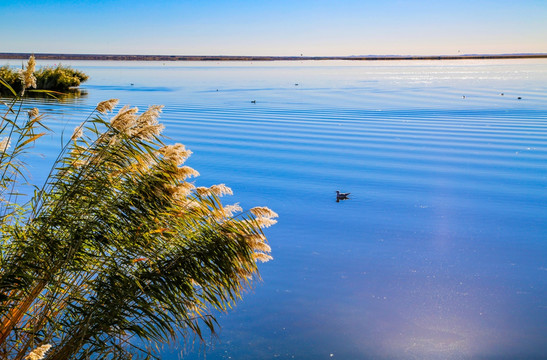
2, 59, 547, 359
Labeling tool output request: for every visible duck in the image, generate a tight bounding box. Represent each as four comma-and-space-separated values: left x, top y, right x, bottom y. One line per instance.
336, 190, 350, 201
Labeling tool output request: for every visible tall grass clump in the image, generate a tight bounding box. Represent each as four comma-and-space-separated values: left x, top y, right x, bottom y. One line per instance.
0, 56, 276, 359
0, 58, 88, 95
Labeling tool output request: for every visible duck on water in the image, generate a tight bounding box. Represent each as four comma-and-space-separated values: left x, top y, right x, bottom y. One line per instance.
336, 190, 350, 202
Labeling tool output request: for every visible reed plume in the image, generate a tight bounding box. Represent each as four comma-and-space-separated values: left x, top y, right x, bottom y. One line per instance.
96, 98, 119, 114
71, 123, 84, 141
159, 143, 192, 165
110, 104, 138, 132
24, 344, 51, 360
19, 55, 36, 93
0, 137, 10, 152
28, 108, 39, 119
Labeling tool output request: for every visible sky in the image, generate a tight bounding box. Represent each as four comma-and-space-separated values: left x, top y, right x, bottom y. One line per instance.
1, 0, 546, 56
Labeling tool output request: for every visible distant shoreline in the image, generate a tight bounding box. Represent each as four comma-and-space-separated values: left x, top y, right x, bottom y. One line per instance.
1, 52, 546, 62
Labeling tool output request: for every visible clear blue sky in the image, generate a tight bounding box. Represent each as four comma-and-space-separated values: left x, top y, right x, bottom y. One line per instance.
1, 0, 546, 56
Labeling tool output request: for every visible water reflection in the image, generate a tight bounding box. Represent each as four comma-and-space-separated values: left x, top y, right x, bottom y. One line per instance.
85, 84, 176, 92
1, 89, 88, 102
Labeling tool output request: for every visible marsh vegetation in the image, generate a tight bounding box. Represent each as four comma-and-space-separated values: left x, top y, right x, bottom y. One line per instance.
0, 58, 88, 95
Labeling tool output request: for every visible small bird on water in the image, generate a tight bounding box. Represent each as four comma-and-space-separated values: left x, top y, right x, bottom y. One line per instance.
336, 190, 350, 202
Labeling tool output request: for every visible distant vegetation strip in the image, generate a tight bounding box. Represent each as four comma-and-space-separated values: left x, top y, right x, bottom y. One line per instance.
0, 63, 88, 93
1, 53, 547, 62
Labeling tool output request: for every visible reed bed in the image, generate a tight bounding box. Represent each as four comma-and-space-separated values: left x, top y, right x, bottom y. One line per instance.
0, 58, 88, 95
0, 56, 275, 360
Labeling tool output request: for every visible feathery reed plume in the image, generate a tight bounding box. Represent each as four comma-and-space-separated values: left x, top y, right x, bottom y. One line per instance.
159, 143, 192, 165
245, 234, 272, 253
0, 137, 11, 152
254, 216, 277, 228
175, 166, 200, 180
96, 99, 119, 114
28, 108, 39, 119
110, 105, 138, 132
132, 105, 165, 140
137, 105, 163, 124
253, 253, 273, 263
166, 182, 196, 201
252, 242, 272, 253
133, 122, 165, 140
223, 203, 242, 217
19, 55, 37, 92
71, 123, 84, 141
250, 206, 278, 218
245, 233, 266, 244
25, 344, 52, 360
195, 186, 210, 197
210, 184, 233, 196
196, 184, 232, 198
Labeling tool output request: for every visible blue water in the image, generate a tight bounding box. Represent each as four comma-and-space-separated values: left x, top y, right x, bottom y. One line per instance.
2, 59, 547, 359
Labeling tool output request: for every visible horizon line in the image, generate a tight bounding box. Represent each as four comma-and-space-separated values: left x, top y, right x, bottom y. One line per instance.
1, 52, 547, 62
